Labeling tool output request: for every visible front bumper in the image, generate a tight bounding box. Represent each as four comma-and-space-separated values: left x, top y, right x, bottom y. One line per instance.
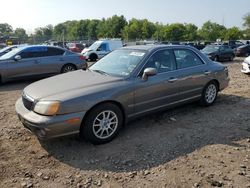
241, 62, 250, 73
15, 98, 86, 139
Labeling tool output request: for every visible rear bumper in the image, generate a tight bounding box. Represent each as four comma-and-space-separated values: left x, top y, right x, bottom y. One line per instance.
15, 98, 86, 139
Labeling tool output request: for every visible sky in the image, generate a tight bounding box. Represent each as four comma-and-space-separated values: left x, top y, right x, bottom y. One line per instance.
0, 0, 249, 34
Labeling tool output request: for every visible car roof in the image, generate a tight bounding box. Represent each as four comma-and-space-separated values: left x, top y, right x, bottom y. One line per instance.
122, 44, 190, 51
19, 45, 66, 50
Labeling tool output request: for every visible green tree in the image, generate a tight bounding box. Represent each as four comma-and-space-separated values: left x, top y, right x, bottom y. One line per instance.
105, 15, 127, 38
97, 18, 109, 38
184, 23, 198, 41
224, 27, 242, 40
87, 19, 100, 40
141, 19, 156, 39
54, 23, 67, 40
162, 23, 186, 41
243, 13, 250, 39
0, 23, 13, 36
33, 25, 53, 43
152, 23, 165, 41
14, 28, 28, 42
198, 21, 226, 41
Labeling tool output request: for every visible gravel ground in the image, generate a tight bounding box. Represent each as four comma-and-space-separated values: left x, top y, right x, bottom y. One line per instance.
0, 58, 250, 188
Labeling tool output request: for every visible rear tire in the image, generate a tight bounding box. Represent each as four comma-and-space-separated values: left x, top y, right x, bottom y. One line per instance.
200, 81, 218, 106
61, 64, 77, 73
80, 103, 123, 144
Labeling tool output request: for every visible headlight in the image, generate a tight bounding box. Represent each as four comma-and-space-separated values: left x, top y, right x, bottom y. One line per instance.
34, 101, 60, 116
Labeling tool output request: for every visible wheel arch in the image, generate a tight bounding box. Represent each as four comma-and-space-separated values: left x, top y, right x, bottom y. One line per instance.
89, 53, 98, 60
81, 100, 126, 128
208, 79, 220, 90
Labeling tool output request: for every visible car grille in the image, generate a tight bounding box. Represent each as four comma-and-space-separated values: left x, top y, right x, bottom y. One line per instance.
22, 93, 34, 111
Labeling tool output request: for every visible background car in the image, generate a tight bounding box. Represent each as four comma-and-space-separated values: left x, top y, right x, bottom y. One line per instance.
81, 39, 123, 61
0, 45, 19, 57
0, 45, 87, 83
225, 40, 244, 49
201, 45, 235, 62
235, 44, 250, 57
241, 55, 250, 74
16, 45, 229, 144
68, 43, 85, 53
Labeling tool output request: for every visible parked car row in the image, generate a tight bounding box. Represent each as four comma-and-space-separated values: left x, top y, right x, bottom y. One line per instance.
0, 45, 87, 83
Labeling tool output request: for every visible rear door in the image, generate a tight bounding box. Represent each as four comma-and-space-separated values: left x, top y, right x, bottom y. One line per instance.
35, 47, 66, 75
173, 49, 210, 100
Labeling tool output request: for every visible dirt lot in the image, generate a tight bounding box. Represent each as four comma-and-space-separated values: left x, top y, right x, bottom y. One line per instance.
0, 58, 250, 188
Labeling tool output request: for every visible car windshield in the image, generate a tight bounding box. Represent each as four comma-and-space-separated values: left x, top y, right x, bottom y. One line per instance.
0, 46, 12, 53
89, 41, 102, 50
0, 47, 24, 60
202, 45, 219, 53
89, 49, 147, 77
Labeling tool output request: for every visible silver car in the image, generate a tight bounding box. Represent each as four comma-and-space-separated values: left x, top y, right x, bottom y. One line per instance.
16, 45, 229, 144
0, 45, 87, 83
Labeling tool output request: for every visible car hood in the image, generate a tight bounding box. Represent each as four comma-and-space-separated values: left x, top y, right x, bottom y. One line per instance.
201, 50, 217, 55
24, 70, 124, 100
81, 48, 92, 54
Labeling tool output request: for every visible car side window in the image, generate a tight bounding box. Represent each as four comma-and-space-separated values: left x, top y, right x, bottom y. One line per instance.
142, 49, 176, 74
19, 51, 34, 59
47, 47, 65, 56
174, 49, 204, 69
99, 43, 108, 51
19, 47, 48, 59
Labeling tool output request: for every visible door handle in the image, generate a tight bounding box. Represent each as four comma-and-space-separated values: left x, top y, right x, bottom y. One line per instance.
204, 71, 211, 75
168, 78, 178, 83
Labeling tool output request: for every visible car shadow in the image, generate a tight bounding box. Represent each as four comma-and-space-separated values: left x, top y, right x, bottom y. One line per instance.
40, 93, 250, 173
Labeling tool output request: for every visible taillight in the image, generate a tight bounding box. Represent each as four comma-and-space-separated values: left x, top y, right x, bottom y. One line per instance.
79, 55, 86, 60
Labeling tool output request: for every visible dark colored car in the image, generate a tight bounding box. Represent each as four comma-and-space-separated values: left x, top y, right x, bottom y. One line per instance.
201, 45, 235, 62
0, 45, 87, 83
16, 45, 229, 144
68, 43, 85, 53
235, 44, 250, 57
227, 40, 244, 49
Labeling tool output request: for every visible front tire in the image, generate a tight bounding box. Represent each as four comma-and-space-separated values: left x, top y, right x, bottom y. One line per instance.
89, 53, 98, 62
81, 103, 123, 144
200, 81, 218, 106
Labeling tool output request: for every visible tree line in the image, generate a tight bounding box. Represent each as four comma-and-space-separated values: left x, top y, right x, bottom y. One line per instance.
0, 13, 250, 44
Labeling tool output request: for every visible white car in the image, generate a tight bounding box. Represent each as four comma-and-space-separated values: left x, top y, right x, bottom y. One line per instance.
241, 55, 250, 74
81, 39, 123, 61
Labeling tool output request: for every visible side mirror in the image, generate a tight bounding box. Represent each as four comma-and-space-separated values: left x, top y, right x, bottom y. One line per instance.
142, 67, 157, 81
14, 55, 22, 61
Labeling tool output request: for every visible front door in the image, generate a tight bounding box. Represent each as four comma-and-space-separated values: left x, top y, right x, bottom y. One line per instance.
133, 49, 180, 116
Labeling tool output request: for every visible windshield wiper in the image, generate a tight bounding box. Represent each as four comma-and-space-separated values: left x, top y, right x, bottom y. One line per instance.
91, 69, 110, 75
